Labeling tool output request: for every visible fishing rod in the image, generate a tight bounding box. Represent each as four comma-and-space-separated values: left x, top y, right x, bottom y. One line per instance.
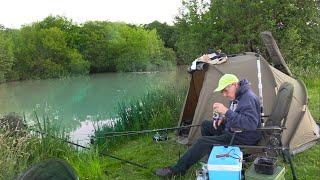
103, 124, 201, 138
31, 129, 150, 170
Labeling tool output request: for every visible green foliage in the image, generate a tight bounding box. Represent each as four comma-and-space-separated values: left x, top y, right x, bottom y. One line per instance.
175, 0, 320, 67
76, 21, 175, 72
144, 21, 178, 50
11, 21, 89, 80
0, 16, 174, 82
75, 21, 115, 72
0, 30, 14, 82
113, 25, 153, 72
69, 49, 90, 74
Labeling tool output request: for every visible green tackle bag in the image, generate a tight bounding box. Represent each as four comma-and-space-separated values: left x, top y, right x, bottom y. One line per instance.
17, 158, 78, 180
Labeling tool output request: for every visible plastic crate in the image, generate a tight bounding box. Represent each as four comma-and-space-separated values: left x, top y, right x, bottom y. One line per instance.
245, 164, 285, 180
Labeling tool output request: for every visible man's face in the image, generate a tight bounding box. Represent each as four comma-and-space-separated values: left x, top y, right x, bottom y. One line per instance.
221, 83, 237, 100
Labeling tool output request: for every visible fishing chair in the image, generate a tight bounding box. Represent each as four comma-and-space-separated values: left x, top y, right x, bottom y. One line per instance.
228, 82, 297, 179
247, 81, 293, 153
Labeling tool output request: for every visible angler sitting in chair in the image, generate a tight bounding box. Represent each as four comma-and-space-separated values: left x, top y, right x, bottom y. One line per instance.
155, 74, 262, 177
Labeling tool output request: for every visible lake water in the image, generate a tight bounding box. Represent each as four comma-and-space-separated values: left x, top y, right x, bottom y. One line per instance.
0, 67, 188, 144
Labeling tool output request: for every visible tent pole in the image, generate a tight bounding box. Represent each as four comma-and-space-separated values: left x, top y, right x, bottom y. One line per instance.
282, 149, 298, 180
256, 48, 265, 127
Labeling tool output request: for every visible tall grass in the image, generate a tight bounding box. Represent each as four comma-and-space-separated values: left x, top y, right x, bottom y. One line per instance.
0, 128, 32, 179
0, 111, 107, 179
290, 64, 320, 121
93, 83, 188, 148
116, 86, 185, 130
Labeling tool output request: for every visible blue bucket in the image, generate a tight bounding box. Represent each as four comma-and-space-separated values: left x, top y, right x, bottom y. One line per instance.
208, 146, 242, 180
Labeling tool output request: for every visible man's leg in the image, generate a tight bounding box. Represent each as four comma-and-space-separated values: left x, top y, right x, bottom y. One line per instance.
171, 132, 232, 175
155, 120, 228, 177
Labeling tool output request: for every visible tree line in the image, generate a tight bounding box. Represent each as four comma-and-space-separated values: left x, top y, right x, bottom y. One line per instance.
0, 16, 176, 82
0, 0, 319, 82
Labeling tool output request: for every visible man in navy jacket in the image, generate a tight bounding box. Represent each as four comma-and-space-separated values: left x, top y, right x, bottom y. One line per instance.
155, 74, 261, 177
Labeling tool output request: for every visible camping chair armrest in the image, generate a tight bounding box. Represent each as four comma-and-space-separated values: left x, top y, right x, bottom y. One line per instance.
257, 126, 285, 131
261, 115, 269, 117
231, 128, 244, 133
230, 126, 285, 132
229, 126, 284, 145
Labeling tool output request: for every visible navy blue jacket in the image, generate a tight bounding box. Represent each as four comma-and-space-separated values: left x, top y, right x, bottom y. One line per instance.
224, 79, 262, 145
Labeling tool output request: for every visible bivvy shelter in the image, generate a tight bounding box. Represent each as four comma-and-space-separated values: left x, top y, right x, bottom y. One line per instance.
177, 51, 320, 155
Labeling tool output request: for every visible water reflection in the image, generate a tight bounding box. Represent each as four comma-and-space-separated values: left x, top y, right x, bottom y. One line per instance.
70, 118, 118, 146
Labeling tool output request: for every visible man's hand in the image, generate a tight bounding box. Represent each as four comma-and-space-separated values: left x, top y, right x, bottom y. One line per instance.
213, 119, 224, 129
213, 103, 228, 115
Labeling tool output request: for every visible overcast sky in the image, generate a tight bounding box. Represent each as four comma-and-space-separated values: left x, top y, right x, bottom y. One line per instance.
0, 0, 183, 28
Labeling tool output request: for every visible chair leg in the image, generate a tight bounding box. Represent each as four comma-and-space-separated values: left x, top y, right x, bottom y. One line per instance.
282, 149, 298, 180
281, 149, 287, 163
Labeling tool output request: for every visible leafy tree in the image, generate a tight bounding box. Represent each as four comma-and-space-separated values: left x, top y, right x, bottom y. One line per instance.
77, 21, 175, 72
1, 15, 176, 81
175, 0, 320, 67
12, 24, 89, 79
75, 21, 115, 72
144, 21, 178, 50
0, 30, 14, 82
34, 16, 80, 48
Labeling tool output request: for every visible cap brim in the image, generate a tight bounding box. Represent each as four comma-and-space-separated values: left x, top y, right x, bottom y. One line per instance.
214, 85, 226, 92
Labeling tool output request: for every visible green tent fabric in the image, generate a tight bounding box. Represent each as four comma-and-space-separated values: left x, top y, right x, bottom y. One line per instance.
17, 158, 78, 180
177, 52, 320, 155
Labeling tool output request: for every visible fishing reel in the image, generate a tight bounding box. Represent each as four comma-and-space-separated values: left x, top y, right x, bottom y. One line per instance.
212, 112, 221, 121
153, 131, 168, 142
196, 163, 209, 180
268, 133, 281, 147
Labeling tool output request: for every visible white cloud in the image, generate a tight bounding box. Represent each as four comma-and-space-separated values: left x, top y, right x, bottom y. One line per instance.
0, 0, 182, 28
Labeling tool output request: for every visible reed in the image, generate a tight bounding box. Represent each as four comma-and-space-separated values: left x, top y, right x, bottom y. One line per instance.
93, 83, 187, 148
0, 111, 107, 179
